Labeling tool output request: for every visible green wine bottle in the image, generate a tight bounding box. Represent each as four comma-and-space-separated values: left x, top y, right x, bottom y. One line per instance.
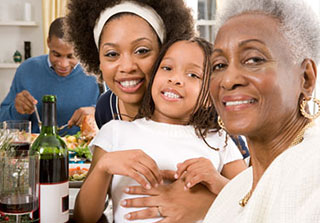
30, 95, 69, 222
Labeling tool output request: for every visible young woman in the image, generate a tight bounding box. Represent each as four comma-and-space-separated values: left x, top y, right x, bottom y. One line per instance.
74, 37, 247, 222
65, 0, 195, 128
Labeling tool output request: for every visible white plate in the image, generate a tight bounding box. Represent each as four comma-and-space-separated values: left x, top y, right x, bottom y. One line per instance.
69, 163, 91, 169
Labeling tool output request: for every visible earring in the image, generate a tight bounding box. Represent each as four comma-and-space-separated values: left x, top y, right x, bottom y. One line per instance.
300, 97, 320, 120
217, 116, 225, 129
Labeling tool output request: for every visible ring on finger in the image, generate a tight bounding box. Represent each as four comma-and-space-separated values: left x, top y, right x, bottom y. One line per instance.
156, 206, 162, 217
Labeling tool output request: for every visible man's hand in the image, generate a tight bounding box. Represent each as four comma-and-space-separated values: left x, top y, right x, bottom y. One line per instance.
68, 106, 95, 127
14, 90, 37, 114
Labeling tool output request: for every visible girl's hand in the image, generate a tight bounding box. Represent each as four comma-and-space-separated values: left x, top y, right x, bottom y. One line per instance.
175, 157, 228, 195
98, 149, 163, 189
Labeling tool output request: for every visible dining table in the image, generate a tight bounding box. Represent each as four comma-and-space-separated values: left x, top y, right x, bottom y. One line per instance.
68, 210, 110, 223
68, 163, 112, 223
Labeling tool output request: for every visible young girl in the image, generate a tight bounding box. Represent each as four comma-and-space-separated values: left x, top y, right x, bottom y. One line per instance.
73, 37, 247, 222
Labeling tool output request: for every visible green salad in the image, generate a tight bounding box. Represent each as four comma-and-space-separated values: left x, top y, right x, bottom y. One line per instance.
64, 131, 92, 161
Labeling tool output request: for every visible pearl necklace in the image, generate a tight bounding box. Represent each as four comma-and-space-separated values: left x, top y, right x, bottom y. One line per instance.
239, 121, 314, 207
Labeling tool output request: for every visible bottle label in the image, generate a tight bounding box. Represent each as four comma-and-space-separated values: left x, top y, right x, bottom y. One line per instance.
39, 181, 69, 222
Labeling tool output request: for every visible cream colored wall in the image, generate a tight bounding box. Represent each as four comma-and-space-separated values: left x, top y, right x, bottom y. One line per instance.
184, 0, 198, 19
305, 0, 320, 104
0, 0, 44, 102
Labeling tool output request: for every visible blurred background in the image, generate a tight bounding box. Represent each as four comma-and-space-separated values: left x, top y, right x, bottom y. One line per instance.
0, 0, 319, 111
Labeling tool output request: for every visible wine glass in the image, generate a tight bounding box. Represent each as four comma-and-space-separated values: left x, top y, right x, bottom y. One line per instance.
2, 120, 32, 150
0, 150, 39, 222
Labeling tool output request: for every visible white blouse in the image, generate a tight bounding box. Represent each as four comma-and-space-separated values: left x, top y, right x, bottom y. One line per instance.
204, 119, 320, 223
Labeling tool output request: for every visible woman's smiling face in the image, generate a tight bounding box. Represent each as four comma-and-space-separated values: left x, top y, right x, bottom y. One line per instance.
210, 13, 303, 137
99, 14, 160, 106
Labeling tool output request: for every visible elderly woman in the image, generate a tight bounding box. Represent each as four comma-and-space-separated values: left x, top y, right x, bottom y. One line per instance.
204, 0, 320, 222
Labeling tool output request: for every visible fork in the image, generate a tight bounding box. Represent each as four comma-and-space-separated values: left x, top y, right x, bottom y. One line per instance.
34, 104, 42, 130
34, 104, 68, 132
58, 124, 69, 131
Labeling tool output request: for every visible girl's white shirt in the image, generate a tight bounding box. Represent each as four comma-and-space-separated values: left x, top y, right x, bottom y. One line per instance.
90, 118, 243, 223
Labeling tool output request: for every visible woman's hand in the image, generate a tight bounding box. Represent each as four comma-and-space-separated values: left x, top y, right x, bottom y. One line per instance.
175, 157, 228, 195
99, 149, 163, 189
121, 178, 215, 223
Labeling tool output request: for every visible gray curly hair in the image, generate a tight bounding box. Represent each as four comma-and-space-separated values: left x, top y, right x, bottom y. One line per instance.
214, 0, 320, 65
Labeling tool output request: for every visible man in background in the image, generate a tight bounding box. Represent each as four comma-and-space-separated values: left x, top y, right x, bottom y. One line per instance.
0, 17, 100, 135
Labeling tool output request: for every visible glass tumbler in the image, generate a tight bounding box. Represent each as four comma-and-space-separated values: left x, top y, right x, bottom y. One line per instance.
2, 120, 32, 150
0, 150, 40, 222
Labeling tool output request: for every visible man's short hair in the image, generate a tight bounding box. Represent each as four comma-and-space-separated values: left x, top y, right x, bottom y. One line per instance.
48, 17, 65, 39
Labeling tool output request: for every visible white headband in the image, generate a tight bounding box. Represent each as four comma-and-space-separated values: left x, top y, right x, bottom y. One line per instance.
93, 1, 166, 49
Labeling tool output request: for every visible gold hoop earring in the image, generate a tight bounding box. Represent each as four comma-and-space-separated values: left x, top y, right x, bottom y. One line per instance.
217, 116, 225, 129
300, 97, 320, 120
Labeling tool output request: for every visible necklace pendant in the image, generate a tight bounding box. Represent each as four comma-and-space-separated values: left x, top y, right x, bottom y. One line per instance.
239, 199, 246, 207
239, 190, 252, 207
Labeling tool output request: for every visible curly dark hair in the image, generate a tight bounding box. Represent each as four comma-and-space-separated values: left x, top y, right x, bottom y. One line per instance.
136, 37, 220, 149
65, 0, 195, 76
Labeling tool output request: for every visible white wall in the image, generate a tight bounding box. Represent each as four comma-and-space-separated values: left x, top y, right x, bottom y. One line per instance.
0, 0, 44, 102
304, 0, 320, 112
184, 0, 198, 19
305, 0, 320, 15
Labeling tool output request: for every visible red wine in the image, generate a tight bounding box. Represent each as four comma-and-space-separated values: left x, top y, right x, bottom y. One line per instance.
30, 95, 69, 222
39, 156, 68, 183
11, 142, 30, 151
31, 156, 69, 221
0, 195, 38, 214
